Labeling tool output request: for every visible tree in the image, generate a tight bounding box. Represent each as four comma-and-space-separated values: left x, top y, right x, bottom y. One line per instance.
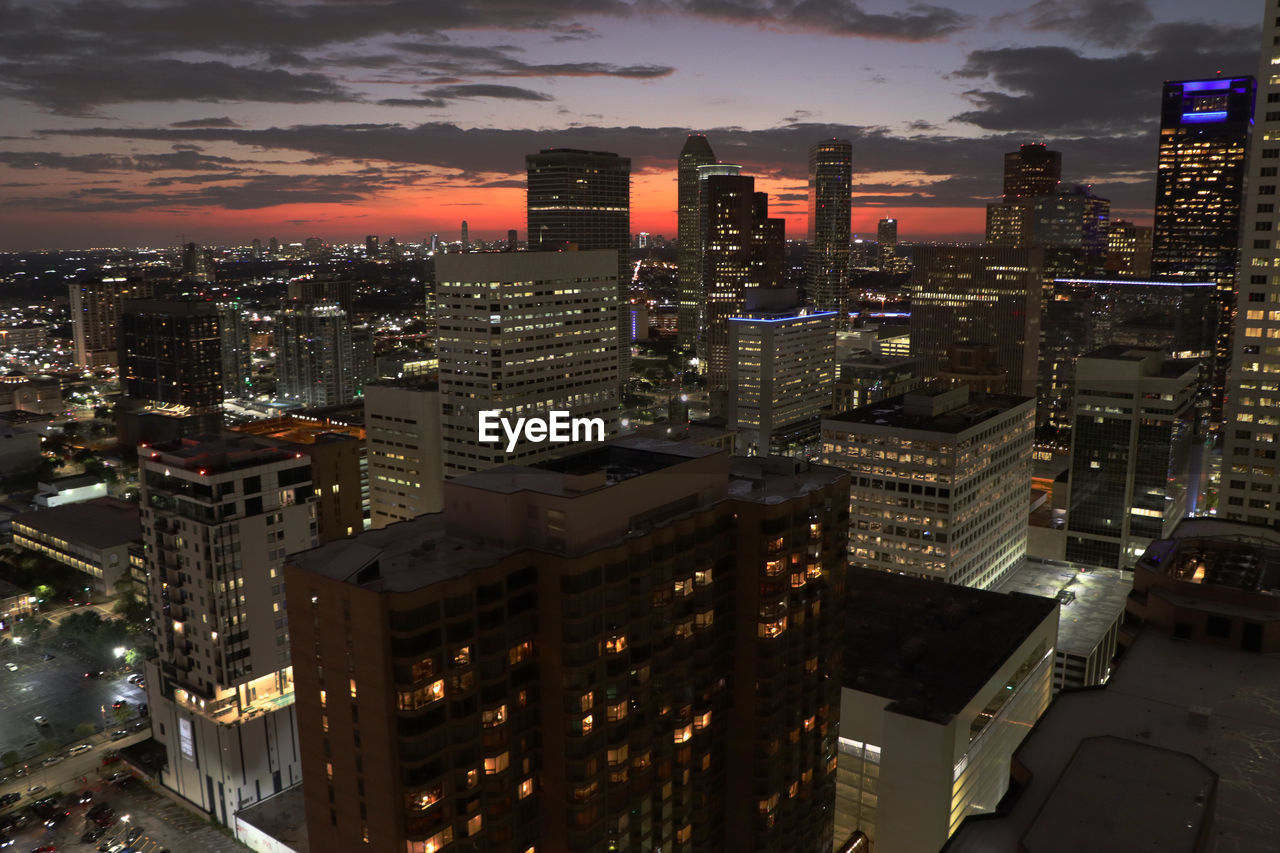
75, 723, 96, 739
38, 738, 60, 755
124, 648, 144, 668
110, 706, 131, 725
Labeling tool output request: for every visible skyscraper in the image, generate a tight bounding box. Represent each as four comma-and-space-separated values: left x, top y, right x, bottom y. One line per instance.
821, 385, 1034, 590
274, 303, 357, 407
140, 434, 319, 826
436, 250, 620, 476
116, 297, 224, 444
69, 275, 152, 368
877, 217, 899, 271
459, 220, 469, 251
1153, 76, 1256, 427
701, 172, 785, 404
180, 241, 216, 283
364, 378, 443, 528
805, 139, 852, 317
909, 246, 1043, 397
1066, 347, 1197, 570
527, 148, 632, 388
986, 144, 1062, 247
1105, 219, 1154, 277
286, 439, 849, 853
678, 134, 717, 353
217, 300, 254, 400
1224, 15, 1280, 524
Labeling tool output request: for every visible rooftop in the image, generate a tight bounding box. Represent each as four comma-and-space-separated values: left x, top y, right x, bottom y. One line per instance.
945, 629, 1280, 853
12, 497, 142, 549
827, 388, 1031, 434
145, 433, 303, 475
995, 558, 1131, 658
236, 786, 308, 853
843, 570, 1058, 723
1138, 518, 1280, 594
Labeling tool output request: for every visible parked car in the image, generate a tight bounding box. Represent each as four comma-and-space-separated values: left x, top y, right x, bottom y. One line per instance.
24, 786, 44, 797
125, 826, 143, 843
109, 731, 128, 741
81, 827, 104, 843
0, 834, 10, 848
69, 744, 92, 756
86, 803, 110, 818
0, 792, 19, 807
31, 716, 48, 726
83, 671, 103, 679
4, 663, 16, 672
125, 674, 142, 685
76, 791, 92, 804
39, 757, 61, 768
111, 700, 128, 710
130, 722, 147, 732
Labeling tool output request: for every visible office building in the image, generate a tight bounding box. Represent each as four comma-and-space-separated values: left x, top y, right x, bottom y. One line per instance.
527, 148, 631, 388
181, 241, 216, 283
835, 571, 1057, 852
218, 301, 254, 400
12, 497, 142, 594
288, 274, 357, 315
286, 440, 849, 853
1224, 16, 1280, 523
275, 303, 358, 408
459, 221, 469, 251
1105, 219, 1153, 277
805, 139, 852, 317
139, 434, 320, 828
69, 275, 152, 369
995, 557, 1130, 692
833, 354, 922, 412
436, 250, 619, 477
678, 134, 717, 353
1153, 76, 1255, 426
985, 143, 1062, 247
701, 172, 786, 402
117, 297, 224, 444
1031, 185, 1110, 258
822, 385, 1034, 589
726, 296, 836, 456
1066, 347, 1197, 570
910, 246, 1042, 397
877, 217, 900, 272
364, 378, 443, 529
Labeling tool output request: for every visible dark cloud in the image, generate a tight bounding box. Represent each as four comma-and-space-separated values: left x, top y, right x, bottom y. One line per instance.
427, 84, 553, 101
0, 58, 351, 115
0, 148, 238, 173
390, 42, 675, 80
952, 20, 1259, 134
667, 0, 971, 41
1014, 0, 1154, 49
170, 117, 241, 129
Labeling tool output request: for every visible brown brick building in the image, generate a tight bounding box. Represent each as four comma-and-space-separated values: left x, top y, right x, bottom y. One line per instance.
286, 439, 849, 853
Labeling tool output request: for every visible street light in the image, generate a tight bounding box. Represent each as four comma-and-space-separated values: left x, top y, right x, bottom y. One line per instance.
113, 647, 126, 658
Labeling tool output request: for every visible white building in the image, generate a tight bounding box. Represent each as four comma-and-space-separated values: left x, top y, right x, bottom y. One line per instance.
34, 473, 108, 508
436, 250, 619, 476
274, 303, 356, 408
363, 378, 443, 529
139, 434, 318, 831
821, 385, 1034, 589
726, 305, 835, 456
836, 571, 1058, 852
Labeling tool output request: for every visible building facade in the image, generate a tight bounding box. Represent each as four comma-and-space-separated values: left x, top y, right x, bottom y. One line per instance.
821, 386, 1035, 589
436, 250, 619, 477
1066, 347, 1198, 570
805, 139, 853, 318
286, 441, 850, 853
275, 303, 358, 408
677, 135, 717, 353
364, 379, 443, 529
526, 148, 631, 389
70, 276, 152, 369
139, 434, 319, 829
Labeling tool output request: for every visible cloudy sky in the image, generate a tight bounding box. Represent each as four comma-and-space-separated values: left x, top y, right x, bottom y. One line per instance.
0, 0, 1263, 250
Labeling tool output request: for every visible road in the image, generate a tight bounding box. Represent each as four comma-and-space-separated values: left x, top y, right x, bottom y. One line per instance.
0, 640, 147, 761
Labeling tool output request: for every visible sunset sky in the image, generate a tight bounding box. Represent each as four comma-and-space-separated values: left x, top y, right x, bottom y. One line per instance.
0, 0, 1263, 250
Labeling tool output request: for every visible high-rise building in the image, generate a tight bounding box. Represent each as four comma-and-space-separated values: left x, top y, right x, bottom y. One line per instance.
364, 378, 443, 528
1225, 18, 1280, 524
217, 301, 254, 401
69, 275, 152, 368
1031, 185, 1110, 258
527, 148, 631, 388
365, 235, 379, 258
727, 293, 836, 456
140, 434, 319, 827
1004, 143, 1061, 201
985, 144, 1062, 247
250, 238, 263, 259
1153, 76, 1255, 426
274, 303, 358, 408
877, 218, 899, 271
116, 297, 224, 444
460, 220, 469, 251
700, 172, 785, 403
678, 135, 717, 353
287, 274, 356, 315
1066, 346, 1197, 570
1105, 219, 1153, 277
180, 241, 216, 283
436, 250, 619, 476
909, 246, 1042, 397
506, 228, 518, 250
286, 439, 849, 853
806, 139, 852, 317
821, 385, 1035, 589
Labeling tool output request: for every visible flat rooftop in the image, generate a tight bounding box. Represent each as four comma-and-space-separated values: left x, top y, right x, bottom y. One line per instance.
236, 785, 308, 853
12, 496, 142, 549
843, 570, 1058, 723
945, 629, 1280, 853
995, 558, 1131, 658
146, 432, 299, 474
1140, 531, 1280, 594
827, 390, 1030, 433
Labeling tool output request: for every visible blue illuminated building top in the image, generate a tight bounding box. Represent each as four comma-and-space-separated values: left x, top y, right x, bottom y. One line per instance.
1164, 77, 1256, 129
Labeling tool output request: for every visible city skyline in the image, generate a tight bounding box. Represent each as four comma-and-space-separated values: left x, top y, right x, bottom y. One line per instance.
0, 0, 1261, 250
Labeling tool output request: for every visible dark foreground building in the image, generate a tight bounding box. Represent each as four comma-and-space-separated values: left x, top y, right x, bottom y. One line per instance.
286, 439, 850, 853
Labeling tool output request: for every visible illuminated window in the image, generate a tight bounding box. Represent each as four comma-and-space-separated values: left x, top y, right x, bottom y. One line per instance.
518, 777, 534, 799
694, 711, 712, 731
605, 635, 627, 654
325, 760, 333, 780
466, 814, 482, 836
484, 751, 509, 775
482, 704, 507, 728
349, 678, 358, 699
321, 715, 329, 733
319, 689, 326, 708
406, 786, 442, 811
508, 641, 533, 664
674, 724, 692, 744
607, 701, 627, 722
452, 646, 471, 668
